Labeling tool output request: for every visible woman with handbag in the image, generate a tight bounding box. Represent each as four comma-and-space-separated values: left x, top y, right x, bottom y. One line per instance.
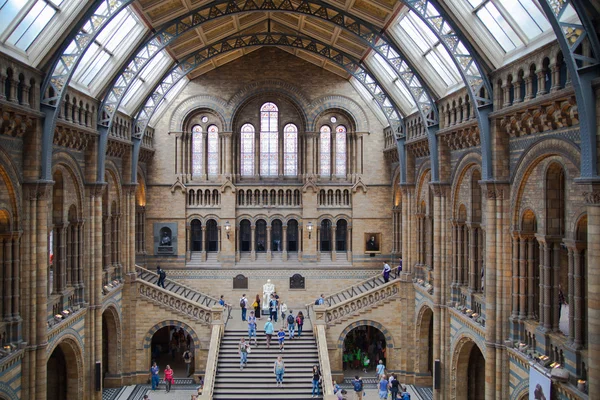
311, 364, 321, 398
253, 294, 261, 319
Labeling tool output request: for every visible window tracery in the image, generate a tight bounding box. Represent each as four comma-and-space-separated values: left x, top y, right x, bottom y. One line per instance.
207, 125, 218, 176
283, 123, 297, 176
260, 102, 278, 176
192, 124, 203, 177
241, 123, 255, 176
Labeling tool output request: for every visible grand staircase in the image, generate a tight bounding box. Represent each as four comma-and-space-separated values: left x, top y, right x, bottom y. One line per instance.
213, 328, 322, 399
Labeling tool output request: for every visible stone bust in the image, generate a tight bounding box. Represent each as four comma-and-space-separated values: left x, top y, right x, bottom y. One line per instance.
160, 231, 172, 246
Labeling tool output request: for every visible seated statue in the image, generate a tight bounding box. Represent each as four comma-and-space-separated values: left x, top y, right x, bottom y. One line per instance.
262, 279, 275, 309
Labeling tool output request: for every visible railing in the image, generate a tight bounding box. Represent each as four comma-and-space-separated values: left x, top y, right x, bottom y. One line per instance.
198, 316, 224, 400
321, 266, 401, 307
314, 320, 334, 398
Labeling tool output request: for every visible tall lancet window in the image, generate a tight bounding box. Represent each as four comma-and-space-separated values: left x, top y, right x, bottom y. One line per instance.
192, 125, 203, 176
335, 125, 347, 177
283, 123, 298, 176
260, 102, 278, 176
241, 123, 255, 176
320, 125, 331, 177
207, 125, 219, 176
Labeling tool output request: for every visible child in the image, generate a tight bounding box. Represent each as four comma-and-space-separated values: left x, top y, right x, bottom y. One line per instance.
277, 327, 285, 352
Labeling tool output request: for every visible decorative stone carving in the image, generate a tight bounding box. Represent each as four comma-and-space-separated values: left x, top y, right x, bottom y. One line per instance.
233, 274, 248, 289
138, 281, 212, 324
289, 274, 305, 289
583, 191, 600, 205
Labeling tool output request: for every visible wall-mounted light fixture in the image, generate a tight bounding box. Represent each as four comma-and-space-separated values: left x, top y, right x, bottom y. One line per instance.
224, 220, 231, 239
307, 222, 313, 239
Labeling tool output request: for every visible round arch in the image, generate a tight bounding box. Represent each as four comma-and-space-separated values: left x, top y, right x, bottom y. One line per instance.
307, 96, 369, 132
101, 305, 122, 386
337, 320, 395, 350
451, 335, 486, 400
0, 383, 19, 400
46, 335, 85, 399
415, 305, 434, 378
143, 320, 201, 350
169, 94, 230, 132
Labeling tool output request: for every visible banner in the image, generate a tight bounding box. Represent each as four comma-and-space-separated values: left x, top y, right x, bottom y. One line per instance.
529, 366, 551, 400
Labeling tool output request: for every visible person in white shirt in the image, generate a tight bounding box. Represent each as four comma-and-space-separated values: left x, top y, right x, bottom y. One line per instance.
382, 261, 391, 283
240, 294, 248, 321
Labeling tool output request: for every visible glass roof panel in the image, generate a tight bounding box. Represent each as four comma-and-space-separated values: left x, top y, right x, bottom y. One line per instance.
121, 50, 172, 112
149, 77, 188, 127
1, 0, 66, 51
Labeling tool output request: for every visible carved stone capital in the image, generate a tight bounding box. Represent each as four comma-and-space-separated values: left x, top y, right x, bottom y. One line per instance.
400, 183, 415, 196
87, 183, 107, 198
122, 183, 138, 196
480, 181, 509, 200
23, 181, 53, 201
429, 181, 450, 197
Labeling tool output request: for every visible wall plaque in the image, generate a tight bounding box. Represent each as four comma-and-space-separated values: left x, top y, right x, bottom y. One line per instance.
233, 274, 248, 289
289, 273, 305, 289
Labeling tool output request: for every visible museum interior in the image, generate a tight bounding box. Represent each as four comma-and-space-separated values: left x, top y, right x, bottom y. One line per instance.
0, 0, 598, 399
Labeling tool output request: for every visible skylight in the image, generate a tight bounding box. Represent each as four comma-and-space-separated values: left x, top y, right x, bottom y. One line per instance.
1, 0, 64, 51
121, 50, 173, 113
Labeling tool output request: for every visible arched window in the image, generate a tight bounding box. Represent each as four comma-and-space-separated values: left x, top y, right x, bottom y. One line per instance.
335, 125, 347, 177
283, 123, 298, 176
320, 125, 331, 177
260, 102, 278, 176
192, 125, 203, 176
207, 125, 219, 176
241, 123, 255, 176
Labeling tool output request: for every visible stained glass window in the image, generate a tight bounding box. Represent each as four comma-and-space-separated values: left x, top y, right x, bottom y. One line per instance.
260, 102, 278, 176
207, 125, 218, 176
241, 123, 255, 176
283, 123, 298, 176
320, 125, 331, 177
192, 125, 203, 177
335, 125, 347, 177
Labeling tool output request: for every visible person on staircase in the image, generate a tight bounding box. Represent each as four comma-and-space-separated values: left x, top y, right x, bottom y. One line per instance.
183, 347, 193, 377
269, 294, 278, 322
264, 317, 274, 349
382, 261, 391, 283
150, 361, 160, 391
378, 374, 389, 400
253, 294, 261, 319
164, 364, 174, 393
352, 375, 364, 400
156, 266, 166, 288
311, 364, 322, 398
287, 310, 295, 339
280, 301, 288, 325
274, 355, 285, 388
239, 337, 249, 370
277, 327, 285, 352
296, 311, 304, 337
240, 294, 248, 321
248, 311, 258, 346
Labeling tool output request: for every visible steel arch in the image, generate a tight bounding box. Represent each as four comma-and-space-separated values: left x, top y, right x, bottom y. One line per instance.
538, 0, 600, 179
39, 0, 135, 181
127, 32, 406, 183
98, 0, 438, 134
403, 0, 494, 181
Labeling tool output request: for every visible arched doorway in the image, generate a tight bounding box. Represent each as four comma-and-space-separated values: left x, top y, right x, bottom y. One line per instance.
336, 219, 347, 251
190, 219, 202, 252
239, 219, 251, 252
320, 219, 331, 252
416, 307, 434, 385
256, 219, 266, 252
206, 219, 218, 252
454, 338, 485, 400
47, 339, 82, 400
102, 307, 120, 387
150, 325, 196, 378
272, 219, 282, 252
342, 325, 387, 377
287, 219, 298, 252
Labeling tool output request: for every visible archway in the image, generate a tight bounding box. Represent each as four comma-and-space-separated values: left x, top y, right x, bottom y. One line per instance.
102, 307, 121, 387
336, 219, 347, 251
150, 325, 196, 378
342, 325, 387, 377
239, 219, 251, 252
454, 338, 485, 400
320, 219, 331, 252
255, 219, 266, 252
47, 338, 83, 400
416, 306, 434, 384
206, 219, 218, 252
190, 219, 202, 252
287, 219, 298, 252
271, 219, 282, 252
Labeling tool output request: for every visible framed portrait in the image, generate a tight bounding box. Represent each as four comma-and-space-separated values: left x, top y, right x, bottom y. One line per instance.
364, 232, 381, 254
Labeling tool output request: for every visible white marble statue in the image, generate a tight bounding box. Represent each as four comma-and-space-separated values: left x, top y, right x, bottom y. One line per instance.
263, 279, 275, 310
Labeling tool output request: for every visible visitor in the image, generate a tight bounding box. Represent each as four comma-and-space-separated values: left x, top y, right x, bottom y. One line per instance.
280, 301, 288, 323
253, 294, 261, 319
296, 311, 304, 337
317, 293, 325, 305
164, 364, 174, 393
248, 311, 257, 346
333, 380, 340, 394
354, 347, 361, 369
143, 396, 150, 400
352, 375, 364, 400
382, 261, 391, 283
390, 374, 400, 399
156, 266, 166, 288
219, 295, 225, 306
239, 337, 249, 370
183, 348, 192, 377
274, 355, 285, 388
376, 359, 386, 379
170, 338, 178, 360
343, 351, 349, 370
264, 317, 274, 349
269, 294, 278, 322
240, 294, 248, 321
362, 353, 370, 373
396, 256, 403, 278
311, 365, 321, 398
287, 310, 296, 339
150, 361, 160, 391
337, 389, 348, 400
378, 374, 389, 399
278, 327, 285, 352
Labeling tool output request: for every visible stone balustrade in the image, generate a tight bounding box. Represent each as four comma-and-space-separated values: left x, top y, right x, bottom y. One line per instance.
137, 279, 213, 325
314, 321, 336, 400
198, 306, 225, 400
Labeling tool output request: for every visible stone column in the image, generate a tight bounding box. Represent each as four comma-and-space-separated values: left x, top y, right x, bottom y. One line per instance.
550, 64, 561, 92
585, 190, 600, 399
536, 69, 547, 96
518, 236, 527, 319
186, 223, 191, 261
543, 240, 552, 330
482, 185, 497, 400
511, 234, 519, 320
201, 226, 207, 262
3, 236, 12, 320
346, 225, 352, 262
573, 245, 584, 348
566, 244, 575, 344
282, 226, 288, 261
331, 224, 336, 262
527, 238, 536, 319
251, 225, 256, 261
12, 233, 20, 324
469, 225, 477, 291
266, 226, 272, 262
